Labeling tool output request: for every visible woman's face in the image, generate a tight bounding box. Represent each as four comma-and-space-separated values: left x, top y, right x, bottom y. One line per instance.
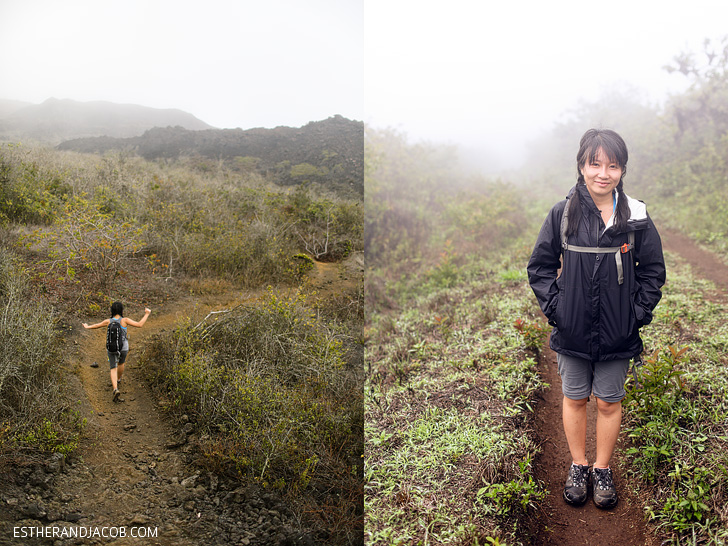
580, 147, 622, 202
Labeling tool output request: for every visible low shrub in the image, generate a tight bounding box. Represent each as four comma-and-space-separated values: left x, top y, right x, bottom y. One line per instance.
289, 253, 315, 282
2, 144, 363, 293
0, 251, 81, 459
0, 144, 67, 225
622, 255, 728, 543
140, 287, 362, 541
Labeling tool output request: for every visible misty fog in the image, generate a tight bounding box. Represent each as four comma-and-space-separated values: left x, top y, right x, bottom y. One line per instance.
0, 0, 363, 131
364, 1, 728, 178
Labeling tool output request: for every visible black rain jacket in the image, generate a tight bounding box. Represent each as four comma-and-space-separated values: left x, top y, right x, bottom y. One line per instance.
527, 184, 666, 362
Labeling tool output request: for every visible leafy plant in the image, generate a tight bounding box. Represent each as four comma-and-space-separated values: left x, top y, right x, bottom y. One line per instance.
426, 240, 460, 289
623, 347, 688, 483
478, 459, 545, 517
662, 464, 712, 529
289, 252, 315, 281
513, 319, 548, 352
625, 346, 688, 414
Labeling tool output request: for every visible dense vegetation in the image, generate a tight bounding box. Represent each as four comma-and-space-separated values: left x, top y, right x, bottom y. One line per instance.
622, 255, 728, 543
141, 286, 363, 542
0, 251, 85, 459
0, 140, 363, 542
57, 115, 365, 196
365, 129, 547, 543
0, 144, 361, 306
365, 37, 728, 545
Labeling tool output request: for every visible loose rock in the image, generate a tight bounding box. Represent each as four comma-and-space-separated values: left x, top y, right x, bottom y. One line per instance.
166, 434, 187, 449
64, 512, 83, 523
46, 453, 66, 474
22, 503, 47, 519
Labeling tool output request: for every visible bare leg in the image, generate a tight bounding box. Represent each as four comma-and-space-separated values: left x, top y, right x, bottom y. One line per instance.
562, 396, 588, 465
117, 363, 125, 385
594, 398, 622, 468
110, 367, 118, 390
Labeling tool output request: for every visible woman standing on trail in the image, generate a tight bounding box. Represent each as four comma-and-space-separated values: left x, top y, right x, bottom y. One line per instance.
82, 302, 151, 402
527, 128, 665, 509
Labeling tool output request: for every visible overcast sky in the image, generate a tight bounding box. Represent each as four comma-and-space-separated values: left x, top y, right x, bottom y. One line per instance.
0, 0, 363, 129
365, 0, 728, 168
2, 0, 727, 167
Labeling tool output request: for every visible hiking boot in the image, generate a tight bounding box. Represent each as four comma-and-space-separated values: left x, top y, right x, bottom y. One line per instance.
592, 466, 618, 509
113, 389, 120, 402
563, 463, 589, 505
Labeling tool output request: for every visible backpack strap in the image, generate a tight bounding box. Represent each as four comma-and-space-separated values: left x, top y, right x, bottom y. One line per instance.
560, 201, 635, 285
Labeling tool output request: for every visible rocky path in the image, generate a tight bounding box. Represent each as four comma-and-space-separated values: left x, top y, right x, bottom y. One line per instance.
531, 229, 728, 545
1, 290, 309, 546
0, 257, 358, 546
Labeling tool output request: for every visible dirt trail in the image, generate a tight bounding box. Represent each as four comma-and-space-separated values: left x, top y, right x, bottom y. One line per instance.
661, 229, 728, 297
532, 348, 653, 546
0, 288, 261, 546
1, 256, 361, 545
531, 230, 728, 545
51, 289, 262, 545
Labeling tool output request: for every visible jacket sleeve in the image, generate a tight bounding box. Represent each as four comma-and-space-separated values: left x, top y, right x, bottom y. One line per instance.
633, 214, 666, 328
527, 201, 564, 325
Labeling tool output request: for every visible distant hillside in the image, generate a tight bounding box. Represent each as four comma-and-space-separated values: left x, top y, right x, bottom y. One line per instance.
0, 98, 211, 142
58, 115, 364, 195
0, 99, 32, 119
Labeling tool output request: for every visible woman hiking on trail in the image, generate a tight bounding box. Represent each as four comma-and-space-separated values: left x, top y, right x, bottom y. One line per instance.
527, 128, 665, 509
82, 302, 151, 402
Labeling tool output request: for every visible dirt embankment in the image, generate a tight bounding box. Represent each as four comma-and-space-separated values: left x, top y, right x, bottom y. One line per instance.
530, 230, 728, 545
0, 257, 361, 546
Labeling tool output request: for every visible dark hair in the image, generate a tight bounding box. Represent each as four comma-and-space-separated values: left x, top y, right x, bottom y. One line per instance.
110, 301, 124, 317
566, 128, 630, 236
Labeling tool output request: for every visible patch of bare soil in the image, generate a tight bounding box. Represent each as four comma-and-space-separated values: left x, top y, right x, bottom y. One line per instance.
531, 230, 728, 545
0, 257, 362, 546
661, 229, 728, 297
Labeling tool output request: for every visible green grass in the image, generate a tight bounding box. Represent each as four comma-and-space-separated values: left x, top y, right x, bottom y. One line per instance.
622, 250, 728, 544
366, 231, 728, 545
366, 250, 546, 545
363, 129, 546, 544
366, 407, 525, 544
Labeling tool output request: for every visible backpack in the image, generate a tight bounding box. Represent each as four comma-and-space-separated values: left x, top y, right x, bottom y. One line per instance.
106, 319, 124, 353
559, 200, 635, 285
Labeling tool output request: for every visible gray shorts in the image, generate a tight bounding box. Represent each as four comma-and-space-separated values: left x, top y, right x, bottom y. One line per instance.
108, 351, 128, 369
557, 353, 629, 403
